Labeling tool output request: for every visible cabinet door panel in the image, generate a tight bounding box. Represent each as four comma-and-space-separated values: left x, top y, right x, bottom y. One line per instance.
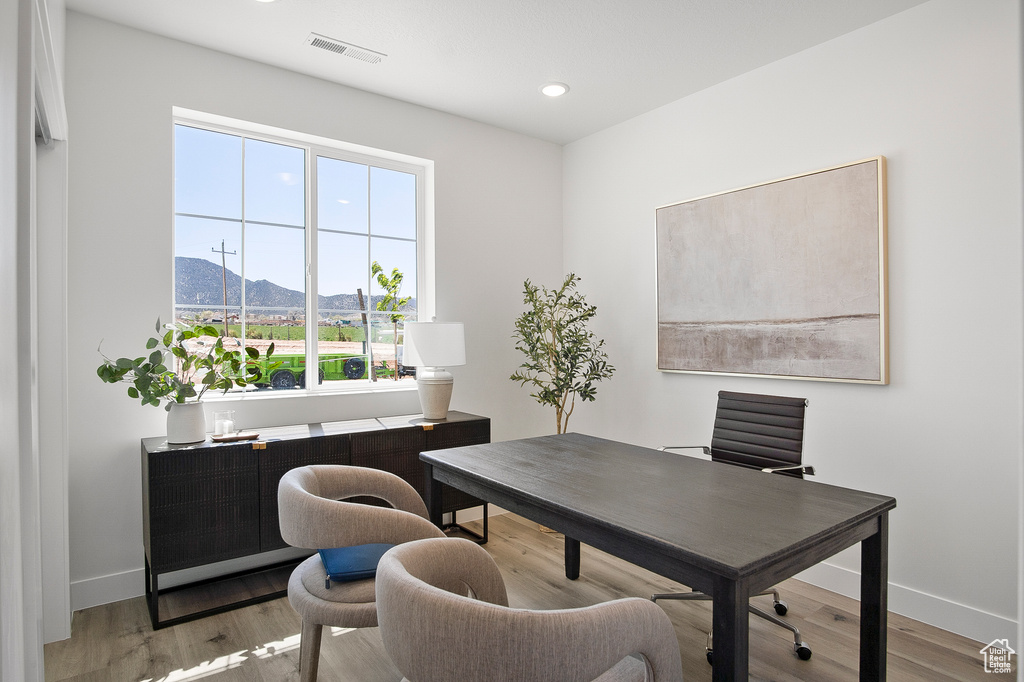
147, 445, 260, 572
351, 429, 427, 501
259, 434, 351, 551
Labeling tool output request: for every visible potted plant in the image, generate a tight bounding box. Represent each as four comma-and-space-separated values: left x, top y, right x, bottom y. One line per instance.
96, 319, 276, 443
510, 273, 615, 434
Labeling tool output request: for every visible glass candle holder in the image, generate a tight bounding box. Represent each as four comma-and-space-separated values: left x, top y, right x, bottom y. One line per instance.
213, 410, 236, 436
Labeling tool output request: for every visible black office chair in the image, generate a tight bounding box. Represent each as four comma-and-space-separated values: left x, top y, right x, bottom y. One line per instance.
653, 390, 815, 665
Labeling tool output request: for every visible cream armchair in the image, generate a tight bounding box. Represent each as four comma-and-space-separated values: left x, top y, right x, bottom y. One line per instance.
376, 537, 684, 682
278, 465, 446, 682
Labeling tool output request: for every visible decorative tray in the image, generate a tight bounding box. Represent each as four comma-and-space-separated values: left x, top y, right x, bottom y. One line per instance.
210, 432, 260, 443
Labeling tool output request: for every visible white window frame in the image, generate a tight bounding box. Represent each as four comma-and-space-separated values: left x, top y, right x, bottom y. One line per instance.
172, 107, 434, 397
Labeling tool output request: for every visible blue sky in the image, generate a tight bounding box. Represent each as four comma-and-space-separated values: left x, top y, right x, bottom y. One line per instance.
174, 124, 417, 300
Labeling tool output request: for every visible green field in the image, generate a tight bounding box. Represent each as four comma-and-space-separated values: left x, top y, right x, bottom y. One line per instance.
224, 324, 369, 343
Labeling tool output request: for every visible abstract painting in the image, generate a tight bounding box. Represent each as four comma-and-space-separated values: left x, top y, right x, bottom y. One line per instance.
656, 157, 888, 384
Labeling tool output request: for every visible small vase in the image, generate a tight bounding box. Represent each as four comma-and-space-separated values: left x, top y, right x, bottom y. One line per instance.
167, 401, 207, 444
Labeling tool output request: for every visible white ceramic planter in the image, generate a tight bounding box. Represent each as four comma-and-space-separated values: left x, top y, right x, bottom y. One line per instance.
166, 401, 207, 444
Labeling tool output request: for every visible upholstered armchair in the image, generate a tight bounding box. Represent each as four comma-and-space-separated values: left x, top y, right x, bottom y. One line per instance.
376, 537, 684, 682
278, 465, 446, 682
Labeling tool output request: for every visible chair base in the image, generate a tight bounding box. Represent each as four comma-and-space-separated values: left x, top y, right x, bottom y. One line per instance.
651, 588, 812, 661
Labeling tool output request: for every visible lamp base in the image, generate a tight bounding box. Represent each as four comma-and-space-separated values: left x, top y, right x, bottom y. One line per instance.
416, 368, 454, 421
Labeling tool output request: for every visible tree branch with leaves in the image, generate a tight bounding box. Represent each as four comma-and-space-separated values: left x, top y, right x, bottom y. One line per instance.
372, 261, 411, 380
510, 273, 615, 434
96, 319, 276, 409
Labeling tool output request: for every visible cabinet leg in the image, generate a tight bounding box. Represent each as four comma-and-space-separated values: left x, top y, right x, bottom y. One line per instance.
144, 556, 161, 630
444, 503, 490, 544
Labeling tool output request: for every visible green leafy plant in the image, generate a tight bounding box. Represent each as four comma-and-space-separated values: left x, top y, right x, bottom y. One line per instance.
96, 319, 277, 410
372, 261, 411, 381
511, 273, 615, 434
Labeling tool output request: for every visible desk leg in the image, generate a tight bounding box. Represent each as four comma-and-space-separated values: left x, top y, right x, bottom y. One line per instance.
712, 576, 748, 682
565, 537, 580, 580
860, 512, 889, 681
423, 462, 443, 527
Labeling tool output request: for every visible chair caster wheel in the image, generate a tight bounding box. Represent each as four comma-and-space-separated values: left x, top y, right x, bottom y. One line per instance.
796, 643, 812, 660
706, 649, 713, 665
774, 600, 788, 616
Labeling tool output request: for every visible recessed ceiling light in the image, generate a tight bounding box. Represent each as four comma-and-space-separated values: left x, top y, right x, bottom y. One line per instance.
540, 82, 569, 97
255, 0, 277, 3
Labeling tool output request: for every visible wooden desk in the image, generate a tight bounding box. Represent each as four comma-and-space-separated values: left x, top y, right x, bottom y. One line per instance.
421, 432, 895, 681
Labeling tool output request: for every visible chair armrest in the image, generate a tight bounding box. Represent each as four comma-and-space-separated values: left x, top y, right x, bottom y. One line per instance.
387, 595, 684, 681
658, 445, 711, 455
761, 464, 816, 476
281, 498, 445, 549
304, 465, 431, 518
278, 466, 446, 549
521, 597, 685, 681
499, 598, 683, 681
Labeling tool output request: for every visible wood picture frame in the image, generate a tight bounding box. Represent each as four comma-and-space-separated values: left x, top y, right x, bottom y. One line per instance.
656, 157, 888, 384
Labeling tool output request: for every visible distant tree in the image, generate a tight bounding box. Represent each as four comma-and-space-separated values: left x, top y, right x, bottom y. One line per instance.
372, 261, 411, 380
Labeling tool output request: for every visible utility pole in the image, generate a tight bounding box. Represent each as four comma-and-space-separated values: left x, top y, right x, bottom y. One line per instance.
212, 240, 236, 337
357, 288, 375, 382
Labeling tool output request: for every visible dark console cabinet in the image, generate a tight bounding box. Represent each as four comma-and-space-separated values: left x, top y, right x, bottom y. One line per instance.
142, 411, 489, 628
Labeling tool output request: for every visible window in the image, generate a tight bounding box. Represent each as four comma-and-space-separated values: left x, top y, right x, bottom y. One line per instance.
173, 117, 424, 392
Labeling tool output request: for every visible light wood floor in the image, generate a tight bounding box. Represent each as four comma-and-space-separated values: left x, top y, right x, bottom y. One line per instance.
45, 513, 989, 681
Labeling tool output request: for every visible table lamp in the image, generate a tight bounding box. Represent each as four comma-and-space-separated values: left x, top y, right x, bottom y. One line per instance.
403, 319, 466, 420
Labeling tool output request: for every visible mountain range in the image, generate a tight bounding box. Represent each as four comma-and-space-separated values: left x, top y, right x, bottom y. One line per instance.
175, 256, 414, 312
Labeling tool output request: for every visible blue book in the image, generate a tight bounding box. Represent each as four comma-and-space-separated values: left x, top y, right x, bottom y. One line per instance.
318, 543, 395, 588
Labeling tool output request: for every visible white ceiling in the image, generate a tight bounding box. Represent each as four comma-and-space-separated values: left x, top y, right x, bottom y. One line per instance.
64, 0, 929, 144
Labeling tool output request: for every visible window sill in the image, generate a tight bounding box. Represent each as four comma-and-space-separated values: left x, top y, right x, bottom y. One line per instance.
201, 380, 418, 404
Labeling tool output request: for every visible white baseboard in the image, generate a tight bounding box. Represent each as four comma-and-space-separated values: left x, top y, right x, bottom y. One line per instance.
70, 546, 313, 612
70, 567, 143, 613
449, 503, 505, 524
797, 561, 1018, 645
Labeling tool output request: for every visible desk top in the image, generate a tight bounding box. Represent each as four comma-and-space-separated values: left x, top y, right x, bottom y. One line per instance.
422, 432, 895, 580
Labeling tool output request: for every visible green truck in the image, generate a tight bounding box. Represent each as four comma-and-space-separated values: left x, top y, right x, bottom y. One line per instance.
251, 351, 413, 389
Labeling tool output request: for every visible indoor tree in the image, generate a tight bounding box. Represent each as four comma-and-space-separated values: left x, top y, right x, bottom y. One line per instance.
511, 273, 615, 434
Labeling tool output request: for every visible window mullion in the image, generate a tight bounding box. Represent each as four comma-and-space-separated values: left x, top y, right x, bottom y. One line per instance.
240, 138, 247, 343
307, 148, 318, 392
365, 164, 374, 380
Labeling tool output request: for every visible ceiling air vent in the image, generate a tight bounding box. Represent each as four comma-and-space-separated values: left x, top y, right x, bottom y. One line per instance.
305, 33, 386, 64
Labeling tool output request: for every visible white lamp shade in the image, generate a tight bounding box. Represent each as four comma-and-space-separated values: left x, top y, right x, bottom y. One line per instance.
403, 322, 465, 368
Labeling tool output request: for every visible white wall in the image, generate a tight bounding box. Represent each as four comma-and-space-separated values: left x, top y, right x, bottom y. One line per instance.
63, 12, 562, 610
563, 0, 1022, 644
